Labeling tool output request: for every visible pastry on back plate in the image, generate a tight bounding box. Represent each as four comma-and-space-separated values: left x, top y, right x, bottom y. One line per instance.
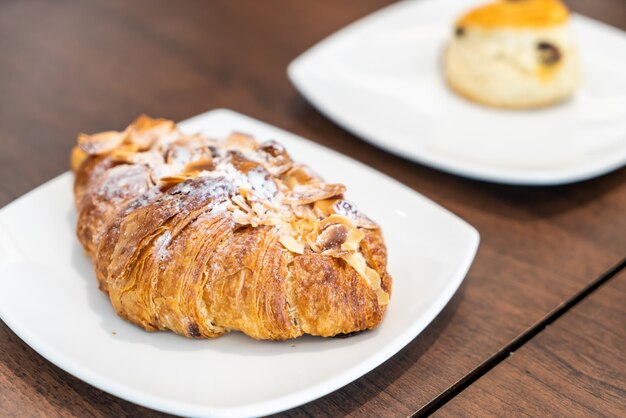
444, 0, 580, 109
72, 116, 392, 340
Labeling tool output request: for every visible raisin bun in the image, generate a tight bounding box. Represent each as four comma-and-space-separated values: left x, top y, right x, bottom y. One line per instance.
444, 0, 580, 109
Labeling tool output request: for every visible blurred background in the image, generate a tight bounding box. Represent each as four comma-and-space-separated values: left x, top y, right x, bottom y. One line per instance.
1, 0, 624, 203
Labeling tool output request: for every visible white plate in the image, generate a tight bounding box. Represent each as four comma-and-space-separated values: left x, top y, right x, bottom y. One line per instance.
0, 109, 478, 417
288, 0, 626, 185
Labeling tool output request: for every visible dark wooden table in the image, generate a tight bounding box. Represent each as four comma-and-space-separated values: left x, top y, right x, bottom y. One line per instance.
437, 269, 626, 417
1, 1, 625, 416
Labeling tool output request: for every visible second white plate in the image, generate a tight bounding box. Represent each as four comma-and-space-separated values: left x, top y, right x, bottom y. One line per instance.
288, 0, 626, 185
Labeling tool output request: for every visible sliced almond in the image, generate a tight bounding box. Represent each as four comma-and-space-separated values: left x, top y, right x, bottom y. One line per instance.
341, 228, 365, 252
313, 198, 337, 217
315, 224, 348, 252
282, 165, 321, 188
319, 214, 355, 230
229, 151, 260, 174
159, 174, 193, 185
78, 131, 124, 155
231, 194, 252, 213
279, 234, 305, 254
185, 158, 214, 173
226, 132, 258, 151
110, 144, 141, 163
127, 115, 175, 149
70, 146, 88, 171
259, 140, 287, 158
286, 183, 346, 205
332, 200, 378, 229
259, 140, 293, 175
342, 252, 389, 306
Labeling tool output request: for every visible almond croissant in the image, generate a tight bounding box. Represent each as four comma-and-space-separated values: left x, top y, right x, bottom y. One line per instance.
72, 116, 392, 340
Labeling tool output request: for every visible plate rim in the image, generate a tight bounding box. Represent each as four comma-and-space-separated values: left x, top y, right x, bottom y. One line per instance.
287, 0, 626, 186
0, 108, 479, 417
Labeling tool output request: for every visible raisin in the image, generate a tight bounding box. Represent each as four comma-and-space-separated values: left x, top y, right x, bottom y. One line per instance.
537, 42, 561, 66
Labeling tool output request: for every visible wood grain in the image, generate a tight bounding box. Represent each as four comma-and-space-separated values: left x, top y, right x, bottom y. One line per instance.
436, 269, 626, 417
0, 0, 625, 416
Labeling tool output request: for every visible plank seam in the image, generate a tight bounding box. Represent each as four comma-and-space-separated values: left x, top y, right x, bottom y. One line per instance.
412, 255, 626, 417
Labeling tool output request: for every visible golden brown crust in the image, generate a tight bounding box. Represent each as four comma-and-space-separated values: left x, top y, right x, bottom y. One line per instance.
457, 0, 569, 29
73, 116, 392, 340
291, 253, 381, 336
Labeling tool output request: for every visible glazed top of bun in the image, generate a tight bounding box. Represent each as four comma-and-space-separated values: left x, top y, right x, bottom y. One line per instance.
456, 0, 569, 29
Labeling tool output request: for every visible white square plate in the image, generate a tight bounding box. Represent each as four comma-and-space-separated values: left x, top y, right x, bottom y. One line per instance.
288, 0, 626, 185
0, 109, 478, 417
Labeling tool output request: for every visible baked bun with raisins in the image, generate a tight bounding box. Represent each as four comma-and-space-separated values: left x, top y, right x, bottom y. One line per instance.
444, 0, 580, 109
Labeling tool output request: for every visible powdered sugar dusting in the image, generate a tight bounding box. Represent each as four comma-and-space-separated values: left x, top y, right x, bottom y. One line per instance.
76, 116, 388, 311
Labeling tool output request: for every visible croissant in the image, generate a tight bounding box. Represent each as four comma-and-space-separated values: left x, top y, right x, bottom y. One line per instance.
72, 116, 392, 340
